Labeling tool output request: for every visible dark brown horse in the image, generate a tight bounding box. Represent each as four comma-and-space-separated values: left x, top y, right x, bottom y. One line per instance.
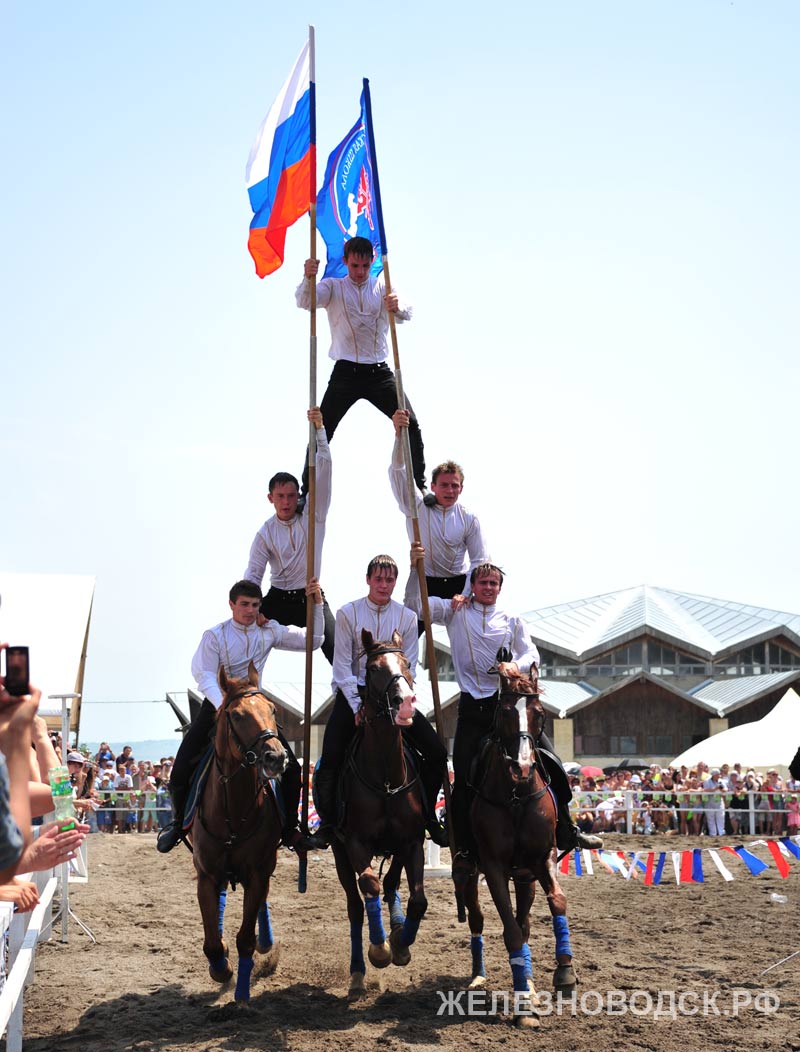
330, 630, 429, 1000
191, 663, 284, 1001
457, 659, 577, 1028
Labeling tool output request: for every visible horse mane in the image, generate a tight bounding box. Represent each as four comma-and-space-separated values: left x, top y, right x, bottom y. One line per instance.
498, 668, 541, 698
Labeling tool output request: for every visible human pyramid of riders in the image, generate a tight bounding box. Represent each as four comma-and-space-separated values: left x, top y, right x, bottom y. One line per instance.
156, 237, 603, 866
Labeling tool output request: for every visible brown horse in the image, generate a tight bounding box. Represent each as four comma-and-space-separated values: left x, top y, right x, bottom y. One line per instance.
330, 630, 429, 1000
191, 662, 285, 1001
457, 659, 577, 1028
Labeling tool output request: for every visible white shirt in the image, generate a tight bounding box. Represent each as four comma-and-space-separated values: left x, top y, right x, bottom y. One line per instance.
192, 609, 324, 709
296, 275, 411, 365
407, 579, 539, 699
244, 430, 332, 590
388, 436, 489, 589
332, 597, 419, 713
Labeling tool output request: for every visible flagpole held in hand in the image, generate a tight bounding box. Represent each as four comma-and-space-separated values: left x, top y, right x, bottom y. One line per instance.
361, 80, 459, 905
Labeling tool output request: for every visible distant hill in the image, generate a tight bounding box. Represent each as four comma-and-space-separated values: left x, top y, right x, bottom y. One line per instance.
80, 738, 183, 761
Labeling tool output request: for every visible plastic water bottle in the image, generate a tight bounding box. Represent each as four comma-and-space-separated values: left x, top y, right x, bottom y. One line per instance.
49, 766, 75, 822
770, 893, 788, 905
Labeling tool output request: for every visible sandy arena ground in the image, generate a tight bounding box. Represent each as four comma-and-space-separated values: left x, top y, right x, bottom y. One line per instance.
18, 833, 800, 1051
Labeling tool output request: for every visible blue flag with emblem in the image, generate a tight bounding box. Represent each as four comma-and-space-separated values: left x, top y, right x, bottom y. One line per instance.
316, 83, 384, 279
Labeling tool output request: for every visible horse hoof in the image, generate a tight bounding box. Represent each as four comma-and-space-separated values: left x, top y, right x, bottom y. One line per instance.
553, 963, 577, 992
468, 975, 486, 991
347, 973, 367, 1001
389, 927, 411, 967
209, 961, 233, 983
368, 941, 392, 969
514, 1011, 541, 1029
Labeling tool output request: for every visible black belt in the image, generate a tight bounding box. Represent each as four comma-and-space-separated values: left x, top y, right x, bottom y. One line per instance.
460, 691, 498, 708
268, 586, 305, 598
332, 360, 390, 374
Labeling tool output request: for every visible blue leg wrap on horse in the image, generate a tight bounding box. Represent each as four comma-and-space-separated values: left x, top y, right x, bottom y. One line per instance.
234, 956, 254, 1001
365, 896, 386, 945
553, 915, 573, 958
350, 921, 365, 975
217, 890, 227, 936
509, 949, 529, 993
257, 901, 273, 950
470, 935, 486, 978
400, 912, 421, 948
521, 942, 532, 980
388, 891, 405, 928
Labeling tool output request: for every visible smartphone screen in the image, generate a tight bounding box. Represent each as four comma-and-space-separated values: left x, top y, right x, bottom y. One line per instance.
4, 647, 30, 697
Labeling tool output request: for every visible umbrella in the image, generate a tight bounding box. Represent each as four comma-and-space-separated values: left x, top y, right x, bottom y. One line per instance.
563, 761, 581, 775
579, 765, 604, 778
603, 758, 651, 775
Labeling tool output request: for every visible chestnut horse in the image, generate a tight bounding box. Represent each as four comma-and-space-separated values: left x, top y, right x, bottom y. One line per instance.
330, 630, 429, 1000
457, 658, 577, 1028
191, 663, 285, 1001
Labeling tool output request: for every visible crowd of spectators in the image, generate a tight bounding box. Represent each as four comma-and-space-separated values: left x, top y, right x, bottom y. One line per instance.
570, 761, 800, 838
0, 643, 89, 915
48, 739, 175, 835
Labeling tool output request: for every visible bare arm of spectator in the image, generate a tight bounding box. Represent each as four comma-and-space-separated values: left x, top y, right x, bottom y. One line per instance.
31, 715, 60, 783
17, 820, 89, 873
0, 877, 39, 913
0, 658, 41, 873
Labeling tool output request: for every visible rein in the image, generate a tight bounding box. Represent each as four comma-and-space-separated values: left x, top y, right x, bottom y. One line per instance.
352, 649, 418, 798
200, 687, 283, 855
471, 690, 550, 809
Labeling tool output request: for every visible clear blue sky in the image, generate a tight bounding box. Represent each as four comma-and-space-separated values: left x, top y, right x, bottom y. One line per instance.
3, 2, 798, 743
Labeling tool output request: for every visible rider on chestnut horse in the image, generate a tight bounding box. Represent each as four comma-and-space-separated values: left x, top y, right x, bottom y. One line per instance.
313, 554, 448, 848
157, 578, 326, 854
408, 549, 603, 867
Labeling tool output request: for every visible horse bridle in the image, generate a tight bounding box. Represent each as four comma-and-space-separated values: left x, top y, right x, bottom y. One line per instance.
218, 688, 285, 784
493, 689, 546, 783
362, 647, 413, 726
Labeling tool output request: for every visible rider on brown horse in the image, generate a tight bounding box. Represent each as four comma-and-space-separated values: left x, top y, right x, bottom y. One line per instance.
157, 578, 326, 854
408, 550, 603, 865
313, 554, 448, 848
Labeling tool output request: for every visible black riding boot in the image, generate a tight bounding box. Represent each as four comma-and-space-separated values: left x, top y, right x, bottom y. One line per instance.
556, 803, 603, 853
156, 783, 190, 854
312, 766, 339, 848
419, 760, 448, 847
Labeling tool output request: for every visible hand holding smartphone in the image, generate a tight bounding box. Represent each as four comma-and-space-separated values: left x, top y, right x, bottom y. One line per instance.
2, 646, 30, 697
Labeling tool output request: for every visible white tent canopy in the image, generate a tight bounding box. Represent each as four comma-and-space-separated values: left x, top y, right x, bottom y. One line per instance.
670, 687, 800, 771
0, 572, 96, 733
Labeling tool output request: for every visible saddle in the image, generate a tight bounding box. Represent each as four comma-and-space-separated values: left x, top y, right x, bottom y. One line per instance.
313, 731, 422, 844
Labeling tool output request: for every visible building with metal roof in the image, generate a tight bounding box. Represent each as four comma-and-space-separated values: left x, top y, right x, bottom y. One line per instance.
424, 584, 800, 767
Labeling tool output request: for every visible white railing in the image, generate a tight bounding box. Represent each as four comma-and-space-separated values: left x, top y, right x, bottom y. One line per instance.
0, 875, 57, 1052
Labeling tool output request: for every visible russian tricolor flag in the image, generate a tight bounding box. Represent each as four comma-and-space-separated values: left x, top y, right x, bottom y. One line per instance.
246, 40, 314, 277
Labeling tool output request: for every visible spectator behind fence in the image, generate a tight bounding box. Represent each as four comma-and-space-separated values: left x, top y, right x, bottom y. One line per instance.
0, 645, 88, 911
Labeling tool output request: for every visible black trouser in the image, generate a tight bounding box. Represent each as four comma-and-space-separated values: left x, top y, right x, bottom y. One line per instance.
317, 689, 446, 818
417, 574, 467, 636
301, 361, 426, 495
452, 692, 571, 852
260, 587, 336, 665
171, 698, 301, 835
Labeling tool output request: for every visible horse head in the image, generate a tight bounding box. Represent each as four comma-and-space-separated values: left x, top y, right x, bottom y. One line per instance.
492, 651, 545, 781
361, 629, 416, 728
217, 661, 288, 781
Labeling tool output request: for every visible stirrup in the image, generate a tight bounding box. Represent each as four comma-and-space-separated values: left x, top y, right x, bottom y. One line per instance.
156, 821, 185, 854
426, 816, 449, 847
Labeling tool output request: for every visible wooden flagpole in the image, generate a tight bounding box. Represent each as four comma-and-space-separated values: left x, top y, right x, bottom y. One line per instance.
362, 79, 457, 863
299, 23, 317, 894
